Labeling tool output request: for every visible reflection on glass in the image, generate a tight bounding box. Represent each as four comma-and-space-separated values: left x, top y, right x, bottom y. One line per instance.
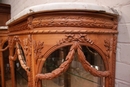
42, 46, 105, 87
15, 44, 28, 87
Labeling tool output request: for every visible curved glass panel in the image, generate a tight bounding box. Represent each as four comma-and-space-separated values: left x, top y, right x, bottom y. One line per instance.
42, 45, 105, 87
15, 44, 28, 87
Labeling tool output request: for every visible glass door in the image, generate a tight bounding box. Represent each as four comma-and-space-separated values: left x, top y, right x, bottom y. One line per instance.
41, 46, 105, 87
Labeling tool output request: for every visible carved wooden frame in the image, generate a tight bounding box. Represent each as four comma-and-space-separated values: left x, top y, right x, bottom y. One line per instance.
6, 11, 118, 87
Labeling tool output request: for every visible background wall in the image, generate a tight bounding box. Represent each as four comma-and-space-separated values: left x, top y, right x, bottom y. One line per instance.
1, 0, 130, 87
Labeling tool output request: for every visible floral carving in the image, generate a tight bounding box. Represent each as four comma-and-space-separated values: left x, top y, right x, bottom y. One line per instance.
34, 41, 44, 63
57, 34, 94, 45
23, 35, 32, 56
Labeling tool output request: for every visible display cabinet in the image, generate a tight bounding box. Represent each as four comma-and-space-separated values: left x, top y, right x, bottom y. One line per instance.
5, 3, 118, 87
0, 3, 10, 87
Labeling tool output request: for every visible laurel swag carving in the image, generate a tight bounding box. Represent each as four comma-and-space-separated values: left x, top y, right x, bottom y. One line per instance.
35, 42, 76, 83
16, 42, 30, 73
8, 36, 30, 73
77, 43, 110, 77
35, 42, 110, 83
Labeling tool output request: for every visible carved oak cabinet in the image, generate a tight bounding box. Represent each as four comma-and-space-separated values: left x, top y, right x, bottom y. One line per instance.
6, 3, 118, 87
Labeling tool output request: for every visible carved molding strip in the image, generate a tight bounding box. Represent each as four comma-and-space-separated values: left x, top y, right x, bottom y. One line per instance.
8, 29, 118, 35
32, 15, 116, 29
8, 14, 117, 32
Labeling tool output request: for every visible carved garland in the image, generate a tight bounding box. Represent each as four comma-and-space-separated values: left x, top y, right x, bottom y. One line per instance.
35, 42, 110, 84
9, 36, 30, 72
104, 39, 113, 59
77, 43, 110, 77
9, 36, 31, 87
35, 42, 76, 83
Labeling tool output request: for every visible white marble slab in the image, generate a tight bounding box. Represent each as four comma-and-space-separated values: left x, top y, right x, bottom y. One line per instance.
6, 2, 119, 25
0, 26, 8, 30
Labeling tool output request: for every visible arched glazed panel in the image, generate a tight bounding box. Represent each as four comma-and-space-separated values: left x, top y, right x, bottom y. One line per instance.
40, 44, 108, 87
14, 44, 28, 87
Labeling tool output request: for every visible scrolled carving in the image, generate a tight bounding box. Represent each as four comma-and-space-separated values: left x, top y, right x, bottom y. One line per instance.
57, 34, 94, 45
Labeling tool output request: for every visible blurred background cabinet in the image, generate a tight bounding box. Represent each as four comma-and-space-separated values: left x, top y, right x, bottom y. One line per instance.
0, 3, 10, 26
0, 3, 10, 87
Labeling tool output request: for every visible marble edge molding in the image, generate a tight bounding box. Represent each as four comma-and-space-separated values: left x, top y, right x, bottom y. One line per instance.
6, 2, 119, 25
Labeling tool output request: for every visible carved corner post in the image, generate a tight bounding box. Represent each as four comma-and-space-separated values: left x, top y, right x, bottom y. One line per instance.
7, 10, 118, 87
0, 29, 8, 87
8, 36, 16, 87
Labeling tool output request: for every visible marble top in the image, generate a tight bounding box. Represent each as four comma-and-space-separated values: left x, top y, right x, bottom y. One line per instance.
6, 2, 118, 25
0, 26, 8, 30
